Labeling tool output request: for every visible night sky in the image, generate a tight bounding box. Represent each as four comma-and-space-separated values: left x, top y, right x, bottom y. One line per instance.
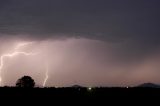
0, 0, 160, 87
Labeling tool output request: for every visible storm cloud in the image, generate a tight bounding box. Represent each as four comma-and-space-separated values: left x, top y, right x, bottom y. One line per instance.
0, 0, 160, 86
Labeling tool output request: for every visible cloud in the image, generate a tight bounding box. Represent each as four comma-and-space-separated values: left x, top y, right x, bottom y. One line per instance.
0, 0, 160, 86
0, 0, 159, 59
0, 0, 159, 39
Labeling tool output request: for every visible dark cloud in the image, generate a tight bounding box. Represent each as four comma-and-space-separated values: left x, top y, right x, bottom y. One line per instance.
1, 0, 160, 86
0, 0, 159, 39
0, 0, 160, 67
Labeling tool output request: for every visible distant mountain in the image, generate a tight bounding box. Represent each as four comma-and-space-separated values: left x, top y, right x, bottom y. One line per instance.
137, 83, 160, 88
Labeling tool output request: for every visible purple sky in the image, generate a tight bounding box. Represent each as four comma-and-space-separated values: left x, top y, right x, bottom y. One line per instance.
0, 0, 160, 87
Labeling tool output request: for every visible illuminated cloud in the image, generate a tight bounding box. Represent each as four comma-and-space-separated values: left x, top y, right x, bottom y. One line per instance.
0, 0, 160, 86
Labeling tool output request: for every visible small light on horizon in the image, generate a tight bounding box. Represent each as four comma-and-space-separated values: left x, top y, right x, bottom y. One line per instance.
88, 87, 92, 91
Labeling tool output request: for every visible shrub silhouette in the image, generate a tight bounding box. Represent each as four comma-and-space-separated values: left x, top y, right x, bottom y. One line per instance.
16, 76, 35, 88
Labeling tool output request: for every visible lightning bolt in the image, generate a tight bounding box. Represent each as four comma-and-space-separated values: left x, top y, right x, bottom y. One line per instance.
0, 42, 36, 86
43, 62, 49, 87
15, 42, 33, 50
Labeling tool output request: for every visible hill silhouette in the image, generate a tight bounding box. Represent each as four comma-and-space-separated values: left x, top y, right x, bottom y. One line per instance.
137, 83, 160, 88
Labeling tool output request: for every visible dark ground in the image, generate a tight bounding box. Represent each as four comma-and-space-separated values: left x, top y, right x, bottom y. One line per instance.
0, 87, 159, 104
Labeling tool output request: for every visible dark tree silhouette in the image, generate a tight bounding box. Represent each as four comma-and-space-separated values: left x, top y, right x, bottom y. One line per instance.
16, 76, 35, 88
